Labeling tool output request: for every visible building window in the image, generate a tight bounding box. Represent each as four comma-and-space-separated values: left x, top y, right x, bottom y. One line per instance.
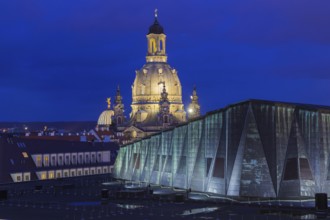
65, 155, 70, 165
51, 155, 56, 166
41, 173, 47, 180
72, 155, 77, 165
16, 176, 21, 182
102, 151, 111, 163
22, 152, 29, 158
24, 174, 30, 181
36, 155, 42, 167
85, 154, 90, 164
56, 172, 61, 178
44, 155, 49, 167
97, 153, 102, 163
103, 167, 108, 173
48, 171, 54, 179
58, 155, 63, 166
91, 153, 96, 163
78, 170, 82, 176
78, 154, 83, 164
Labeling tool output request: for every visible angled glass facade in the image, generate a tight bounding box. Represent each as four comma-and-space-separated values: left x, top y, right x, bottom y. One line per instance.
114, 100, 330, 198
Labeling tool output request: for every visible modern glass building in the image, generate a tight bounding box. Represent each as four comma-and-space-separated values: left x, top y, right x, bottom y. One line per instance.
114, 99, 330, 198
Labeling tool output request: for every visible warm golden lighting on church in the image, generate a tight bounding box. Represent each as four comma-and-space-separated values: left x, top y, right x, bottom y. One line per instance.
96, 10, 201, 138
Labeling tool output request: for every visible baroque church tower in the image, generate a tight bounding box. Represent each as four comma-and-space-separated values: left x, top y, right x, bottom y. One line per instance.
158, 83, 172, 126
130, 10, 186, 132
113, 85, 125, 125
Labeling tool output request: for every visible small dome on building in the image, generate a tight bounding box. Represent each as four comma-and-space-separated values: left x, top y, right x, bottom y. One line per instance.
97, 98, 114, 126
97, 110, 114, 126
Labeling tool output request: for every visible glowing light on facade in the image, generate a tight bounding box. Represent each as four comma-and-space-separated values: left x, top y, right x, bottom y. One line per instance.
114, 100, 330, 198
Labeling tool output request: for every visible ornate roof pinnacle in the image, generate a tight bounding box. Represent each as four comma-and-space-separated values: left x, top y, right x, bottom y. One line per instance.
160, 82, 169, 102
115, 85, 123, 105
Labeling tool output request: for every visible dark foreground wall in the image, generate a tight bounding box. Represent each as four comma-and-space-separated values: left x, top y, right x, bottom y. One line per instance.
114, 100, 330, 198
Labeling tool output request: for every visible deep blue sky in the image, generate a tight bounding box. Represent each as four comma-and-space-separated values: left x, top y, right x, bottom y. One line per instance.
0, 0, 330, 121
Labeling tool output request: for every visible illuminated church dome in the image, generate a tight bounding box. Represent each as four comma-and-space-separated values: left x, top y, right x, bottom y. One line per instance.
130, 10, 186, 130
97, 98, 114, 126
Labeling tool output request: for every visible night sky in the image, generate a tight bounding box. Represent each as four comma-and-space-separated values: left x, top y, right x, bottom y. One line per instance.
1, 0, 330, 122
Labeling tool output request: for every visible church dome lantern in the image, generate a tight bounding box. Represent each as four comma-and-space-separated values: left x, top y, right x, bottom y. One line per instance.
146, 9, 167, 63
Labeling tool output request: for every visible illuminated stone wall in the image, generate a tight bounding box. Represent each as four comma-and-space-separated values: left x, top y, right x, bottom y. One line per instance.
114, 100, 330, 198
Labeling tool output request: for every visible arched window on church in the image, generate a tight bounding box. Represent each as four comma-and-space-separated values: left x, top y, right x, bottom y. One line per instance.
150, 39, 156, 53
159, 40, 163, 51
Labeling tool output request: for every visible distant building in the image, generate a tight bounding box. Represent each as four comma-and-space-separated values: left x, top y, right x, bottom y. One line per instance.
114, 99, 330, 198
96, 10, 201, 142
113, 85, 126, 126
0, 133, 119, 183
97, 98, 114, 129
